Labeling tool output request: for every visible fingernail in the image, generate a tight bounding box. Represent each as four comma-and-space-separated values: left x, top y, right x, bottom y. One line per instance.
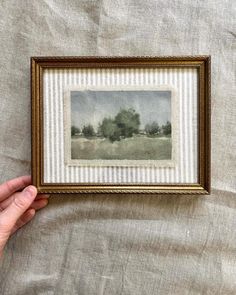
28, 208, 36, 216
42, 194, 50, 198
43, 199, 49, 205
24, 186, 37, 197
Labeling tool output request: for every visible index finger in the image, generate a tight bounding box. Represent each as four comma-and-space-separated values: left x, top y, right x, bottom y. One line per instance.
0, 176, 31, 202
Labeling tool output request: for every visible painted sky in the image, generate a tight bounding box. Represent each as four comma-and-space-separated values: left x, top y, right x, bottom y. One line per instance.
71, 90, 171, 130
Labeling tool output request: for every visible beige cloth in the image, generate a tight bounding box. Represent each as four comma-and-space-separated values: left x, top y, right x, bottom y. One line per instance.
0, 0, 235, 294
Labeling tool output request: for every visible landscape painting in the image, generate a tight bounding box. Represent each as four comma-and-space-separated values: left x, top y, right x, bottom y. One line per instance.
69, 89, 173, 163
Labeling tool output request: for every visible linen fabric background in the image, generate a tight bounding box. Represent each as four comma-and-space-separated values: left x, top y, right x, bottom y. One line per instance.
0, 0, 235, 294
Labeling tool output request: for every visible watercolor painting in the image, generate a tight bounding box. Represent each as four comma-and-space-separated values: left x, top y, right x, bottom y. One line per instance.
69, 90, 172, 161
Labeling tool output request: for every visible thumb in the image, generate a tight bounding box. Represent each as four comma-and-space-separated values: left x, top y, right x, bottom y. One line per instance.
1, 185, 37, 231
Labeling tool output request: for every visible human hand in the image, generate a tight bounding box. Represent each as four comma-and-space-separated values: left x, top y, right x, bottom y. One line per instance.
0, 175, 49, 257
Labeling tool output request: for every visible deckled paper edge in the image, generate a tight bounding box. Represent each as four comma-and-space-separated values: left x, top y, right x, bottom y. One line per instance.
64, 85, 179, 168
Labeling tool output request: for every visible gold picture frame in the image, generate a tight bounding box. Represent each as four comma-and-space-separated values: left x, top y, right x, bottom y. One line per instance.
31, 56, 211, 194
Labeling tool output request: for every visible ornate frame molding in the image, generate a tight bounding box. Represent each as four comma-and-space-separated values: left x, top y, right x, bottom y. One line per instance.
31, 56, 211, 194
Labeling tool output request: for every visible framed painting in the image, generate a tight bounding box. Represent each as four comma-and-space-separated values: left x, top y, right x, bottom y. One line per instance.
31, 56, 211, 194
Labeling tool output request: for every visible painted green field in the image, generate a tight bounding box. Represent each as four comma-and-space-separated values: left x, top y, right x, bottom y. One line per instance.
71, 135, 171, 160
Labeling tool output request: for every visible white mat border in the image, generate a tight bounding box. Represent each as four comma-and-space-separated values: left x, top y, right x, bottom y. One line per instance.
43, 67, 198, 184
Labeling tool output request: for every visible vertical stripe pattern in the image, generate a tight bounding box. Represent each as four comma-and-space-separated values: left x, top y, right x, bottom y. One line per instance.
43, 68, 198, 184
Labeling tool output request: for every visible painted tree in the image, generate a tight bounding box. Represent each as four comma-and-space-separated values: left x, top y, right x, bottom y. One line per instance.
162, 121, 171, 136
99, 118, 121, 142
114, 108, 140, 138
71, 126, 80, 136
145, 121, 160, 135
82, 124, 95, 138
